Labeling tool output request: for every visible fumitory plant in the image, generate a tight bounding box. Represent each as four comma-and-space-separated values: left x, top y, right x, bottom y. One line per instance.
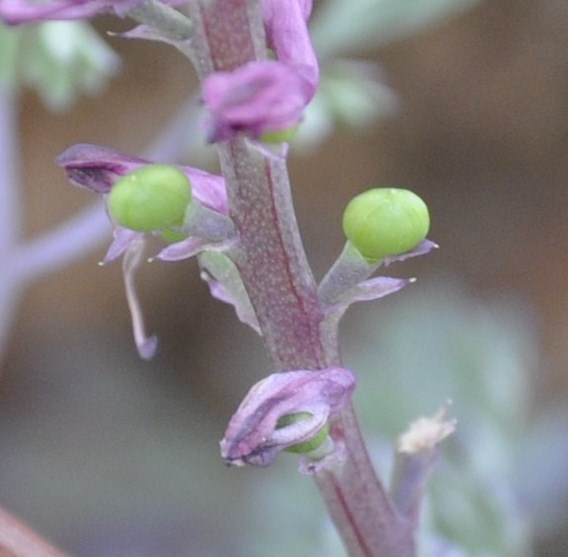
0, 1, 466, 556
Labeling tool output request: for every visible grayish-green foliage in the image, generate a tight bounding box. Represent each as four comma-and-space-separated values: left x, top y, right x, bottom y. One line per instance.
311, 0, 479, 57
245, 285, 534, 557
0, 20, 119, 109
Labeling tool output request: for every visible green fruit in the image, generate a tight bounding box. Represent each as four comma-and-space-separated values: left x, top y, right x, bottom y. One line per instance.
108, 164, 191, 232
276, 412, 330, 454
260, 125, 298, 144
342, 188, 430, 261
161, 229, 187, 244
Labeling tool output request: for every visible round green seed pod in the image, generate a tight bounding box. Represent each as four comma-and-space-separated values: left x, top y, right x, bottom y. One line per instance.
276, 412, 330, 454
108, 164, 191, 232
260, 125, 298, 144
342, 188, 430, 261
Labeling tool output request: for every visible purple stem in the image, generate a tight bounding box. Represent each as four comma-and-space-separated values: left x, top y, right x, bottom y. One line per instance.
188, 1, 415, 555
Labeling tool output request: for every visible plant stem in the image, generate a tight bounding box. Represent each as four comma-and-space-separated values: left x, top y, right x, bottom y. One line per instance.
0, 507, 70, 557
188, 1, 415, 555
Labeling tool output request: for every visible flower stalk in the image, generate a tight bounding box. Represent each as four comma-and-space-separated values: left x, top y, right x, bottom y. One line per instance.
188, 1, 418, 555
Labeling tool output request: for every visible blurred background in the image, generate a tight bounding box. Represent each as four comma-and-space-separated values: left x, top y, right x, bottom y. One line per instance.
1, 0, 568, 555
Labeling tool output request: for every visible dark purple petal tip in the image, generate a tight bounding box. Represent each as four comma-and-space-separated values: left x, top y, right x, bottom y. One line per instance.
57, 143, 146, 194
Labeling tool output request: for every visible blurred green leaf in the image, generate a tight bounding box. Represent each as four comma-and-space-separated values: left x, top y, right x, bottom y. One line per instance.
296, 61, 398, 148
0, 20, 120, 110
241, 284, 535, 556
344, 283, 533, 556
312, 0, 479, 58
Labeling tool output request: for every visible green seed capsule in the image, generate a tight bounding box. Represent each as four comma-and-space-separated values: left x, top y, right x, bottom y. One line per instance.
276, 412, 330, 454
260, 125, 298, 144
342, 188, 430, 261
108, 164, 191, 232
161, 229, 187, 244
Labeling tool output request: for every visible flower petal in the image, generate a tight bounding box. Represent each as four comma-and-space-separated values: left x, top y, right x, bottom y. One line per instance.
263, 0, 318, 97
121, 236, 157, 360
220, 367, 355, 467
155, 236, 213, 261
383, 239, 438, 267
322, 275, 412, 323
102, 226, 144, 263
203, 61, 312, 142
339, 276, 412, 305
58, 143, 146, 193
202, 0, 319, 142
57, 143, 228, 213
318, 239, 437, 308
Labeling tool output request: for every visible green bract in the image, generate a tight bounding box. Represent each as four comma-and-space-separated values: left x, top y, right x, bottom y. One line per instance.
342, 188, 430, 261
277, 412, 330, 454
108, 165, 192, 232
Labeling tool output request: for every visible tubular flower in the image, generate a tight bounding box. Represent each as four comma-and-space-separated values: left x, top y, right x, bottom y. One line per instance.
0, 0, 142, 24
202, 0, 319, 142
57, 143, 230, 358
220, 367, 356, 467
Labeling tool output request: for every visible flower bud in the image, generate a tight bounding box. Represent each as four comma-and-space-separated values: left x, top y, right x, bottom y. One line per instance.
108, 164, 191, 232
276, 412, 330, 454
342, 188, 430, 261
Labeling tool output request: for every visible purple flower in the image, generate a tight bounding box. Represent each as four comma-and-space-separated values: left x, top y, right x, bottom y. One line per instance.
0, 0, 141, 24
203, 61, 313, 142
262, 0, 318, 90
202, 0, 319, 142
220, 367, 355, 467
58, 143, 228, 214
57, 143, 229, 359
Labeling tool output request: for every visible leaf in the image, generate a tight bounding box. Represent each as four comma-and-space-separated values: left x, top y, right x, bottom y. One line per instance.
311, 0, 478, 58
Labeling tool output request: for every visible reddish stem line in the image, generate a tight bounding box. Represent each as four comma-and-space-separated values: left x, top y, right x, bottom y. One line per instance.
330, 479, 375, 557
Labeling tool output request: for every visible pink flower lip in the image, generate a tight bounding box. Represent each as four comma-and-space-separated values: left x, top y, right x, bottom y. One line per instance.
220, 367, 356, 467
